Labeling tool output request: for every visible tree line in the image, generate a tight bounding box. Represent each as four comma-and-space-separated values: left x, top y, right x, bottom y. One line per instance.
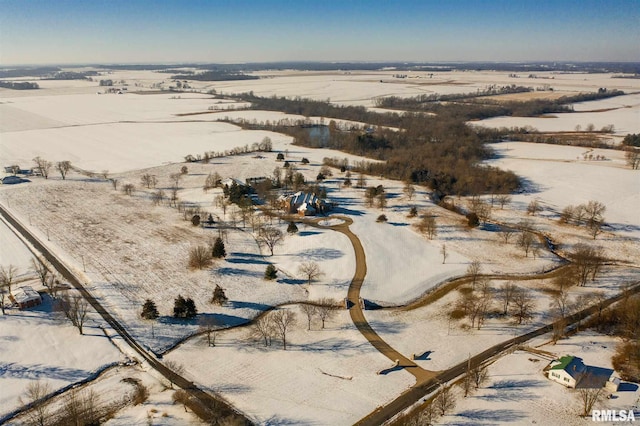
0, 81, 39, 90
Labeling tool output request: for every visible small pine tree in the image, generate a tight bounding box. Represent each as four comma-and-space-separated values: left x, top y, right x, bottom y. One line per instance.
173, 295, 187, 318
141, 299, 159, 320
265, 264, 278, 280
211, 285, 228, 305
287, 222, 298, 234
211, 237, 226, 258
184, 298, 197, 318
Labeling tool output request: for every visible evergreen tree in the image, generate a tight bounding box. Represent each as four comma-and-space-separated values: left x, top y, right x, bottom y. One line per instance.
265, 264, 278, 280
184, 298, 197, 318
211, 285, 228, 305
173, 295, 187, 318
212, 237, 226, 258
287, 222, 298, 234
141, 299, 159, 320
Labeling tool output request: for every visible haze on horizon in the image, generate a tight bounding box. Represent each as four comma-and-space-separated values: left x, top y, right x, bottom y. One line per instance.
0, 0, 639, 67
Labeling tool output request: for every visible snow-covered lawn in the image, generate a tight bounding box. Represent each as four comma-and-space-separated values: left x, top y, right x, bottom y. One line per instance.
0, 289, 124, 419
0, 219, 36, 277
166, 305, 414, 426
438, 332, 640, 425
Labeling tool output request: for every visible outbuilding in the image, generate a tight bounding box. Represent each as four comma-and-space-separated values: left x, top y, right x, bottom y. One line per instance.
10, 286, 42, 309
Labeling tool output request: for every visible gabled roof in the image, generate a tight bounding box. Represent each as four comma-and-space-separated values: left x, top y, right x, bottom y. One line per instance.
12, 286, 41, 304
549, 355, 587, 379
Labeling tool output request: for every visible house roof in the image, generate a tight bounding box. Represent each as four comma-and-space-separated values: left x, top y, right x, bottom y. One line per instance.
11, 286, 41, 304
550, 355, 587, 379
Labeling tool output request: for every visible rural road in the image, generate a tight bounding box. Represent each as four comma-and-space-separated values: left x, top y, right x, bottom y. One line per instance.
0, 204, 248, 424
313, 215, 640, 426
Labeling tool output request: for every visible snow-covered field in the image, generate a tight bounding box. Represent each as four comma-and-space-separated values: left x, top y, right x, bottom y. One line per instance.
166, 305, 415, 426
487, 142, 640, 238
1, 69, 639, 424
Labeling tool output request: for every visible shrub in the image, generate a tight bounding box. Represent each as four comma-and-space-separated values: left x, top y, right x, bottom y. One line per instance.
189, 245, 212, 269
376, 214, 388, 223
287, 222, 298, 234
265, 264, 278, 280
191, 214, 201, 226
301, 157, 309, 164
466, 212, 480, 227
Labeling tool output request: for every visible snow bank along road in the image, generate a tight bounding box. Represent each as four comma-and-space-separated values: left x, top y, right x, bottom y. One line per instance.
0, 204, 249, 424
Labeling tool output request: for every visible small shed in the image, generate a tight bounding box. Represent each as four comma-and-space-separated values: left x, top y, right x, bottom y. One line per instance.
10, 286, 42, 309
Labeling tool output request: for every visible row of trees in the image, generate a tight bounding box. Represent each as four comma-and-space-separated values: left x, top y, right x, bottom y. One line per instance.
31, 157, 71, 180
560, 200, 606, 239
453, 280, 535, 329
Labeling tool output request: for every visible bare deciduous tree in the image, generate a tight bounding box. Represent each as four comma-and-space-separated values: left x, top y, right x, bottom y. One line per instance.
298, 261, 323, 286
527, 199, 542, 216
518, 231, 535, 257
18, 380, 52, 426
56, 293, 90, 334
471, 364, 489, 389
551, 287, 571, 318
466, 260, 481, 288
151, 189, 165, 206
61, 388, 100, 425
569, 244, 604, 286
576, 385, 603, 417
510, 288, 535, 325
122, 183, 135, 196
495, 194, 512, 209
32, 156, 52, 179
56, 160, 71, 180
403, 182, 416, 201
271, 309, 297, 350
140, 173, 157, 189
251, 314, 274, 347
0, 264, 18, 295
440, 244, 448, 264
625, 148, 640, 169
31, 258, 49, 288
498, 227, 515, 244
416, 215, 437, 239
434, 384, 456, 416
500, 281, 517, 315
199, 315, 220, 347
300, 304, 317, 330
257, 226, 284, 256
316, 298, 336, 329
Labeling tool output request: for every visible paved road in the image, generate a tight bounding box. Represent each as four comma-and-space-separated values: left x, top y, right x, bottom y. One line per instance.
355, 281, 640, 426
0, 205, 248, 424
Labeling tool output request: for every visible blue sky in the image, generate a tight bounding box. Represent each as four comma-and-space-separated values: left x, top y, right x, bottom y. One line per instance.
0, 0, 638, 65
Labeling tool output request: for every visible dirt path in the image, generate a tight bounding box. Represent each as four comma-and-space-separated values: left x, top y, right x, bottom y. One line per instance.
321, 217, 438, 383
